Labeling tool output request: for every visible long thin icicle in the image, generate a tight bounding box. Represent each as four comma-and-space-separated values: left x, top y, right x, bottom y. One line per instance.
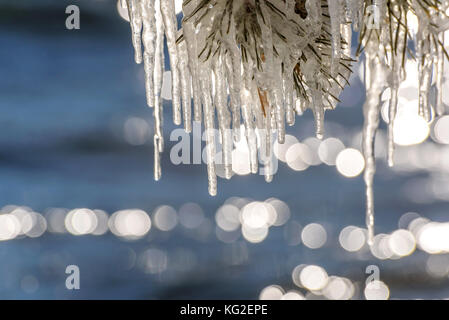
387, 8, 406, 167
436, 33, 445, 116
178, 40, 192, 132
141, 0, 156, 107
199, 65, 217, 196
328, 0, 343, 76
181, 2, 202, 122
160, 0, 182, 125
126, 0, 143, 64
214, 54, 233, 179
362, 49, 386, 246
153, 0, 165, 181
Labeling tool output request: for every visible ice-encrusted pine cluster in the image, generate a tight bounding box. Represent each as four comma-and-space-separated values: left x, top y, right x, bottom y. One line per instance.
121, 0, 449, 245
357, 0, 449, 244
122, 0, 353, 192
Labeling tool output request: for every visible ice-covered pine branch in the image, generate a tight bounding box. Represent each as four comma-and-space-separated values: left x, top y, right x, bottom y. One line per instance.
120, 0, 449, 245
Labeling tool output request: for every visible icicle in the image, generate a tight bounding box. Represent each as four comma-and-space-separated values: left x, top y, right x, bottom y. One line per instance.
160, 0, 182, 125
342, 17, 352, 58
241, 86, 259, 175
362, 48, 386, 246
255, 0, 274, 90
126, 0, 143, 64
342, 26, 352, 58
417, 36, 433, 122
312, 86, 325, 140
199, 65, 217, 196
283, 67, 295, 126
153, 0, 165, 181
436, 32, 445, 116
387, 86, 398, 167
303, 57, 325, 139
387, 11, 406, 167
214, 54, 233, 179
141, 0, 156, 107
263, 103, 274, 183
181, 16, 202, 122
273, 59, 286, 144
328, 0, 343, 76
224, 41, 242, 143
414, 1, 433, 122
178, 40, 192, 133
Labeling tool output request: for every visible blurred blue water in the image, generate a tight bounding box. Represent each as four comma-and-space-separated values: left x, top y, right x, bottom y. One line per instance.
0, 0, 448, 299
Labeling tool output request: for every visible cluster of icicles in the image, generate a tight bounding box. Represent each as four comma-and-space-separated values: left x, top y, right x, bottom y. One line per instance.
121, 0, 449, 245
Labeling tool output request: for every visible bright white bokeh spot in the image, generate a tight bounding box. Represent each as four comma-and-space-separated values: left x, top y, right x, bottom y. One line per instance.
364, 281, 390, 300
215, 204, 241, 232
232, 149, 251, 175
318, 138, 345, 166
285, 143, 310, 171
23, 212, 47, 238
388, 229, 416, 257
109, 209, 151, 239
300, 265, 328, 291
65, 208, 98, 235
241, 202, 276, 229
265, 198, 290, 226
301, 223, 327, 249
417, 222, 449, 254
434, 116, 449, 144
274, 135, 299, 162
303, 137, 322, 166
281, 291, 305, 300
370, 234, 394, 260
0, 214, 21, 241
339, 226, 366, 252
336, 148, 365, 178
153, 205, 178, 231
92, 209, 109, 236
259, 285, 284, 300
241, 225, 269, 243
394, 113, 429, 146
323, 276, 354, 300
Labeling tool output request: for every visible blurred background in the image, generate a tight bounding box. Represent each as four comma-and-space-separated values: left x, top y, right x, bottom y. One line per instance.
1, 0, 449, 299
